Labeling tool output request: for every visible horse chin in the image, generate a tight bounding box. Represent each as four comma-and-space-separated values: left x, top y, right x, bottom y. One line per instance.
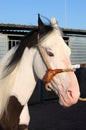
46, 84, 79, 107
59, 95, 72, 107
58, 91, 79, 107
46, 86, 73, 107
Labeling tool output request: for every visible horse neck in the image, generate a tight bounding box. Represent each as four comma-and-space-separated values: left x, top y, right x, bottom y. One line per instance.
11, 47, 37, 105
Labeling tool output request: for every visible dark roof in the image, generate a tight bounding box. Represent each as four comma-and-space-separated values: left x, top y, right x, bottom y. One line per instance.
62, 28, 86, 36
0, 23, 86, 36
0, 23, 37, 31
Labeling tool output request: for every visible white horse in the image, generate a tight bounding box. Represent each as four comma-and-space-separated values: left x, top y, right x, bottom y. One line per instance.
0, 15, 80, 130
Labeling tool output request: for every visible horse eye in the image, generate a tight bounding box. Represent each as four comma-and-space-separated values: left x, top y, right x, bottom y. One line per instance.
47, 51, 54, 56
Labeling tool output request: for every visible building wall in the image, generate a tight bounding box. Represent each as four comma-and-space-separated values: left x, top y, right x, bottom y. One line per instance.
0, 34, 8, 60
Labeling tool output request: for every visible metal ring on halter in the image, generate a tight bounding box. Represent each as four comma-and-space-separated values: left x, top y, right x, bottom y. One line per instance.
45, 85, 52, 92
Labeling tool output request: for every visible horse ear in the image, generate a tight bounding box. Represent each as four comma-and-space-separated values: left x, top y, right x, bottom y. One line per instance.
38, 14, 45, 32
50, 17, 58, 28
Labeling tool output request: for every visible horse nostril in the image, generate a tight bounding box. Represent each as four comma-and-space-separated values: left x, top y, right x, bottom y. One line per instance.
67, 90, 73, 98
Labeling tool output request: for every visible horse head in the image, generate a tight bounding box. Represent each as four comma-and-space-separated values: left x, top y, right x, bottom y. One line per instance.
33, 15, 80, 107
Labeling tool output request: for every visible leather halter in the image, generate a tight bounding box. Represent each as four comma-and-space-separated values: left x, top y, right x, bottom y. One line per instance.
37, 45, 74, 84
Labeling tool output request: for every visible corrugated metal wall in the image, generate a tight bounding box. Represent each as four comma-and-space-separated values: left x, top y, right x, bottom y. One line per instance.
0, 34, 8, 60
69, 37, 86, 65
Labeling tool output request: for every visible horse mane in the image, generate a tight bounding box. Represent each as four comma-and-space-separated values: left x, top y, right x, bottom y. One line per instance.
4, 20, 53, 76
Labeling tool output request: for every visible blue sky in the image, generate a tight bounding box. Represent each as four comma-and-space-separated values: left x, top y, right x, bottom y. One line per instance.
0, 0, 86, 29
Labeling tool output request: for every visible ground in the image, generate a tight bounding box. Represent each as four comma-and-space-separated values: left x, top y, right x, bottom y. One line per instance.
29, 100, 86, 130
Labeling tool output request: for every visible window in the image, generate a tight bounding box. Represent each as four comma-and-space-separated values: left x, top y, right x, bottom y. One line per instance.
8, 40, 20, 50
